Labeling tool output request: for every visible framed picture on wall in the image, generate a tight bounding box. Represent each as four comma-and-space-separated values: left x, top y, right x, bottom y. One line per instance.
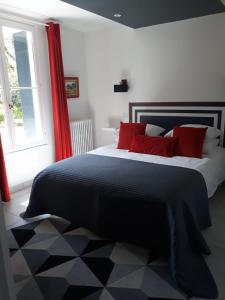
65, 77, 79, 99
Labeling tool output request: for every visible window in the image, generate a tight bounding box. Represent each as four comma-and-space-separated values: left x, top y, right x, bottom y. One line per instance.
0, 20, 44, 152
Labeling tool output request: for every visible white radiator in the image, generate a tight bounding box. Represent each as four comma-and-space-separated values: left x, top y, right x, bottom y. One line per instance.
70, 119, 94, 155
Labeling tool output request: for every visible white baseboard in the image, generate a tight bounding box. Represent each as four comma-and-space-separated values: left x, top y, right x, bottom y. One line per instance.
10, 180, 33, 194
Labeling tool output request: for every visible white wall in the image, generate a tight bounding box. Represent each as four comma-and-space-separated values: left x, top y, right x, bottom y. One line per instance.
5, 26, 54, 191
85, 13, 225, 147
61, 26, 90, 121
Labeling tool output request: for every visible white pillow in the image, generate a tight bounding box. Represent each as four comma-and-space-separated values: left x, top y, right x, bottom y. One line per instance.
145, 124, 165, 136
203, 137, 219, 154
114, 128, 119, 144
164, 129, 173, 137
165, 124, 221, 139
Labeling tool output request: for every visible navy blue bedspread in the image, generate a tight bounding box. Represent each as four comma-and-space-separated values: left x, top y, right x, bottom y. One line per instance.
24, 154, 218, 298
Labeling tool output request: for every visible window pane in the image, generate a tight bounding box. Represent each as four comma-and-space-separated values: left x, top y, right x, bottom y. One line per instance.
11, 89, 43, 145
2, 26, 36, 88
1, 25, 44, 149
0, 90, 10, 150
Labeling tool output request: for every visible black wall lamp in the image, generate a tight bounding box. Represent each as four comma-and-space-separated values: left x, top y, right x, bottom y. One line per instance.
114, 79, 128, 93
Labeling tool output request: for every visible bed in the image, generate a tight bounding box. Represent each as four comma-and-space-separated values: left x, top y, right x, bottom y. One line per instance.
24, 102, 225, 299
90, 143, 225, 198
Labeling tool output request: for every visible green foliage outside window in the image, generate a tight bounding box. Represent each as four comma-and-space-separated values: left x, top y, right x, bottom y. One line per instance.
5, 41, 23, 121
0, 39, 23, 125
0, 111, 4, 123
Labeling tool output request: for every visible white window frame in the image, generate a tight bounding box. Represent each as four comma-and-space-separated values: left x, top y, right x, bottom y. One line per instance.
0, 19, 46, 153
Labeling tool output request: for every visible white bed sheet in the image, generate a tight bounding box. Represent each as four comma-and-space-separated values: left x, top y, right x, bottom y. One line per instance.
89, 144, 225, 198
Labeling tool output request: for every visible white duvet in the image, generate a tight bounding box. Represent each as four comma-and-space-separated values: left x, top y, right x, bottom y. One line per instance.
89, 144, 225, 198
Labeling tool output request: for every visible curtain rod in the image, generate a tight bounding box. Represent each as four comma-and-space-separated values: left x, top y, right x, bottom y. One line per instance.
0, 11, 50, 27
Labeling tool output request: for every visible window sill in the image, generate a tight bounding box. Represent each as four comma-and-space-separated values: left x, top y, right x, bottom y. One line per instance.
5, 142, 48, 155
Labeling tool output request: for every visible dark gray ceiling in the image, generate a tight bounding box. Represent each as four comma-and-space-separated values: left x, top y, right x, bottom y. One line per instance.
61, 0, 225, 29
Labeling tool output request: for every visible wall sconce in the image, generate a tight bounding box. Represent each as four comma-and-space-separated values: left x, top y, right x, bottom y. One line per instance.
114, 79, 128, 93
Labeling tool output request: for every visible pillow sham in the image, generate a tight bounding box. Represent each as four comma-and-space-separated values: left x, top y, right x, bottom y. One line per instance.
203, 137, 219, 154
173, 127, 207, 158
129, 135, 177, 157
145, 124, 165, 136
117, 122, 146, 150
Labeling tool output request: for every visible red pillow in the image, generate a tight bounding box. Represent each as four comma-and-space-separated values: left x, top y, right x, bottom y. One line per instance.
129, 135, 177, 157
117, 122, 146, 150
173, 127, 207, 158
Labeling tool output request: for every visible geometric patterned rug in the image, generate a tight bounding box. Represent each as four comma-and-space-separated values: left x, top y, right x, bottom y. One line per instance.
8, 218, 187, 300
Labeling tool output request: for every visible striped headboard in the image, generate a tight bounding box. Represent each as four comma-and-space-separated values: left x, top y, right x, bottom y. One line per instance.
129, 102, 225, 147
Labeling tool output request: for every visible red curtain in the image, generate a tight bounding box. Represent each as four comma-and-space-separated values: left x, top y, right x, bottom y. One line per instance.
46, 22, 72, 161
0, 134, 10, 202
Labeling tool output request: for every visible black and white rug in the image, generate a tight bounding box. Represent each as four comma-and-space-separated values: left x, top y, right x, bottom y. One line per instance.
8, 218, 187, 300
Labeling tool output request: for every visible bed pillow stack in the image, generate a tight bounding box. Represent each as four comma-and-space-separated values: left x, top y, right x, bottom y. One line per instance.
117, 122, 177, 157
117, 122, 220, 159
166, 124, 221, 157
115, 123, 165, 145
